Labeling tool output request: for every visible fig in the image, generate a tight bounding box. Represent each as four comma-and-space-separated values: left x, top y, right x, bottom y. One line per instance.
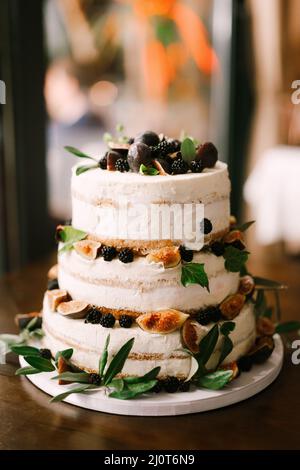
47, 289, 69, 311
136, 309, 189, 334
14, 312, 42, 331
57, 356, 72, 385
195, 142, 218, 168
219, 361, 239, 379
47, 264, 58, 280
247, 336, 275, 364
134, 131, 160, 147
57, 300, 90, 319
153, 158, 171, 175
107, 150, 124, 171
74, 240, 101, 260
256, 317, 275, 336
108, 141, 130, 156
220, 293, 246, 320
127, 142, 152, 173
181, 318, 202, 353
146, 246, 181, 268
223, 230, 245, 250
238, 275, 255, 296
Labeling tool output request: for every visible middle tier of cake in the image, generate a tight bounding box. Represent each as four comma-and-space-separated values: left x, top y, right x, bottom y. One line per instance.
58, 249, 239, 315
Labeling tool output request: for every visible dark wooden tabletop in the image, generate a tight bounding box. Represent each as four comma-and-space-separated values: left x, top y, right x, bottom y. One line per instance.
1, 252, 300, 450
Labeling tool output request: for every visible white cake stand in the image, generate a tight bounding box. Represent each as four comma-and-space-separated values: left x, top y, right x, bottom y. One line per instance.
20, 335, 283, 416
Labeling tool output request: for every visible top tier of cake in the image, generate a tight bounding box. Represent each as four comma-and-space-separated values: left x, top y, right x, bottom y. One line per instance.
71, 161, 230, 252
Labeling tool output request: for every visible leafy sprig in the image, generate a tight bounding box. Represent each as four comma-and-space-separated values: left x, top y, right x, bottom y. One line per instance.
56, 225, 87, 253
181, 263, 209, 291
64, 146, 99, 176
139, 164, 159, 176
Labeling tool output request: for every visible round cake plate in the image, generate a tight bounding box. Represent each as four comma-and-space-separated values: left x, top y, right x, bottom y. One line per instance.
20, 335, 283, 416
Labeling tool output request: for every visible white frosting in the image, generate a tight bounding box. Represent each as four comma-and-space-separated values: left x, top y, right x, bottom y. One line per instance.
58, 250, 239, 312
71, 161, 230, 248
42, 297, 256, 378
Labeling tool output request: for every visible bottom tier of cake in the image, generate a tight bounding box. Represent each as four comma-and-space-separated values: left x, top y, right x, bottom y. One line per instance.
42, 296, 256, 380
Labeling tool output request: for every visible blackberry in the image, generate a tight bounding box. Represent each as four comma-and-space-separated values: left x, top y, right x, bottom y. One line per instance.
119, 315, 133, 328
47, 278, 59, 290
100, 313, 116, 328
89, 373, 101, 386
115, 158, 129, 173
237, 356, 253, 372
200, 218, 213, 234
196, 310, 212, 326
196, 306, 221, 325
99, 154, 108, 169
85, 308, 102, 324
152, 380, 163, 393
163, 376, 180, 393
179, 245, 193, 262
119, 248, 134, 263
171, 159, 189, 175
211, 241, 225, 257
210, 306, 222, 323
39, 348, 52, 359
101, 246, 117, 261
128, 137, 134, 144
178, 381, 190, 392
190, 160, 203, 173
152, 140, 177, 158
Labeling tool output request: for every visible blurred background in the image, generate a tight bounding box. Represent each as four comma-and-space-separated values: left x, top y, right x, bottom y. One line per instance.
0, 0, 300, 280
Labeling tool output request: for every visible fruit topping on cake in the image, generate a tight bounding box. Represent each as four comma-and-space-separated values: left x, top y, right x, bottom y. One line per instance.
146, 246, 181, 268
136, 309, 188, 334
74, 240, 101, 260
57, 300, 90, 319
220, 293, 246, 320
47, 289, 69, 311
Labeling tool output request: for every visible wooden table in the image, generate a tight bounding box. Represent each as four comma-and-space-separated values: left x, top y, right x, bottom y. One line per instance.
0, 253, 300, 450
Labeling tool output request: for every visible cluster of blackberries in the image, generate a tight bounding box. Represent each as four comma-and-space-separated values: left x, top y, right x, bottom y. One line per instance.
152, 377, 191, 394
85, 308, 133, 330
196, 306, 221, 326
100, 246, 134, 263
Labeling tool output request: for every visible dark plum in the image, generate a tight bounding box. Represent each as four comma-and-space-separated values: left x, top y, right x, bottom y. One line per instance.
127, 142, 152, 173
134, 131, 160, 147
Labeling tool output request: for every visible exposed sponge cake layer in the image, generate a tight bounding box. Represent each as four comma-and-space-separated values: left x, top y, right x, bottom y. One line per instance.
58, 250, 239, 313
42, 298, 256, 379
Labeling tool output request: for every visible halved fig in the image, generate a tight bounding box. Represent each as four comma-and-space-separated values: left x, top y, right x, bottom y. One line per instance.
181, 318, 202, 353
246, 336, 274, 364
57, 300, 90, 319
108, 141, 130, 156
47, 264, 58, 280
136, 309, 189, 334
146, 246, 181, 268
74, 240, 101, 260
223, 230, 245, 250
238, 275, 255, 296
256, 317, 275, 336
153, 158, 170, 175
107, 150, 123, 171
220, 293, 246, 320
47, 289, 69, 311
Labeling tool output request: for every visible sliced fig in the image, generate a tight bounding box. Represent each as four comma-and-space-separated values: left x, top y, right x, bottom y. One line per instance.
107, 150, 124, 171
223, 230, 245, 250
57, 300, 90, 319
57, 356, 72, 385
146, 246, 181, 268
108, 141, 130, 156
256, 317, 275, 336
220, 293, 246, 320
74, 240, 101, 260
246, 336, 274, 364
137, 309, 189, 334
238, 275, 255, 296
219, 361, 239, 379
47, 289, 69, 311
47, 264, 58, 280
181, 318, 202, 353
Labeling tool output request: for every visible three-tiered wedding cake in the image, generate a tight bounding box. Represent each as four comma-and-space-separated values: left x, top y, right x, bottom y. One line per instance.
42, 130, 259, 387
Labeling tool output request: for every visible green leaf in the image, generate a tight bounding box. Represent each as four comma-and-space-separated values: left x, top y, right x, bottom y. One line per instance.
64, 146, 96, 160
109, 380, 157, 399
103, 338, 134, 385
24, 316, 39, 332
56, 226, 87, 244
55, 348, 73, 363
139, 164, 159, 176
197, 324, 219, 367
275, 321, 300, 334
180, 137, 196, 163
218, 335, 233, 366
253, 276, 286, 289
181, 263, 209, 290
0, 334, 24, 348
24, 356, 55, 372
15, 366, 41, 376
110, 378, 124, 392
220, 322, 236, 336
99, 334, 110, 377
103, 132, 113, 143
197, 370, 233, 390
29, 328, 44, 339
52, 372, 90, 383
11, 345, 41, 356
123, 366, 161, 384
235, 220, 255, 232
76, 164, 98, 176
223, 246, 249, 272
50, 384, 95, 403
